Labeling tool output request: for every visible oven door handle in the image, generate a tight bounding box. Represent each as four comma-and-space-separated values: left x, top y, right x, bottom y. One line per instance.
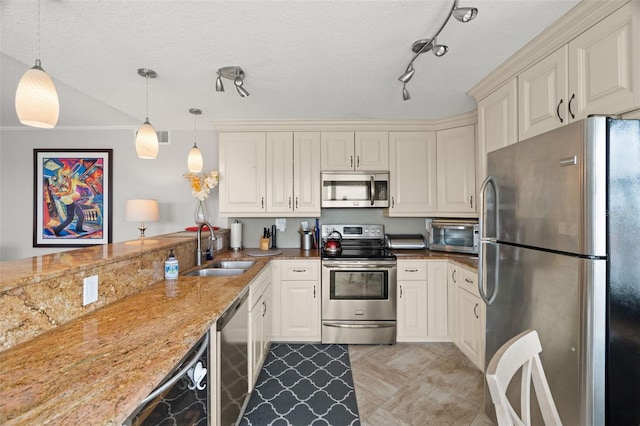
370, 175, 375, 206
323, 322, 396, 329
322, 263, 396, 269
138, 332, 209, 407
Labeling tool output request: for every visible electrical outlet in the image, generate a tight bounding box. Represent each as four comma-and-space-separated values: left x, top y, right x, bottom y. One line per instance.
275, 218, 286, 232
83, 275, 99, 306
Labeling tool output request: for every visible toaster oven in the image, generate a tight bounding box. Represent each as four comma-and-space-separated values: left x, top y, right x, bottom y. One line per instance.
428, 220, 479, 255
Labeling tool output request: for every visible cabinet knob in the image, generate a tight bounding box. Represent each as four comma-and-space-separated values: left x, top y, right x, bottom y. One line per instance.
465, 277, 474, 284
357, 155, 360, 168
405, 269, 418, 273
261, 197, 264, 209
295, 197, 298, 209
400, 285, 403, 298
474, 303, 479, 319
292, 269, 307, 273
313, 285, 316, 298
350, 156, 354, 168
288, 197, 292, 208
452, 270, 457, 283
469, 195, 473, 209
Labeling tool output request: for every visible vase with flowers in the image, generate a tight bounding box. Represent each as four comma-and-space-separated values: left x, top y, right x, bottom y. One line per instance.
184, 170, 219, 225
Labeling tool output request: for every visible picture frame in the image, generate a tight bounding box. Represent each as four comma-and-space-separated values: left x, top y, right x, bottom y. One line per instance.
33, 149, 113, 247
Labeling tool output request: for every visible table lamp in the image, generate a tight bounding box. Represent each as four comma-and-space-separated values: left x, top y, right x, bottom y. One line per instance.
125, 199, 159, 244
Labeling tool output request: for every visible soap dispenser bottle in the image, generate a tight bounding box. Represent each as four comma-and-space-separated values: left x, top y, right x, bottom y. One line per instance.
164, 249, 179, 279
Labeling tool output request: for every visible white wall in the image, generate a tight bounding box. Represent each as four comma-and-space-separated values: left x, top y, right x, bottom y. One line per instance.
0, 127, 223, 261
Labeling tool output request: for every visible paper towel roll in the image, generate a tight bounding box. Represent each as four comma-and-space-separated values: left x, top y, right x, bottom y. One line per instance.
230, 221, 242, 250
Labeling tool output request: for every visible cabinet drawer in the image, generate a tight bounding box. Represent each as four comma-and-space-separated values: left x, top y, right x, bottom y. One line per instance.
397, 260, 427, 280
280, 260, 319, 281
456, 265, 478, 297
249, 267, 271, 310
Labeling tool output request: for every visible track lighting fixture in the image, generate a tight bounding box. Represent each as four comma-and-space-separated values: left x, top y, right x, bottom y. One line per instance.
215, 66, 249, 97
135, 68, 159, 159
187, 108, 203, 173
398, 0, 477, 101
15, 0, 59, 128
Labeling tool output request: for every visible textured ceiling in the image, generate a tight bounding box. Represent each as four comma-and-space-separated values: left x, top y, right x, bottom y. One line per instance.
0, 0, 579, 131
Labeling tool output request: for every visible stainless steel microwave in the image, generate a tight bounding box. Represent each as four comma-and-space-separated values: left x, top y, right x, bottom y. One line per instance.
428, 220, 479, 254
321, 171, 390, 208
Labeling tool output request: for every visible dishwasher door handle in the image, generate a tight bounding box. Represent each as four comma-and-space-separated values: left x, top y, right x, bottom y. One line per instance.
323, 322, 395, 329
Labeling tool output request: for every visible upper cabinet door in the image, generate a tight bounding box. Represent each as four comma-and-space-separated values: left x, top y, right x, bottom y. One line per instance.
518, 45, 569, 141
477, 78, 518, 182
293, 132, 321, 215
436, 125, 477, 213
387, 131, 437, 216
320, 132, 354, 170
355, 132, 389, 171
266, 132, 294, 213
219, 132, 267, 214
568, 2, 637, 121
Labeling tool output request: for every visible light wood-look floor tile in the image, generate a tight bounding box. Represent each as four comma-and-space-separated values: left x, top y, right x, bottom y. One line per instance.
349, 343, 495, 426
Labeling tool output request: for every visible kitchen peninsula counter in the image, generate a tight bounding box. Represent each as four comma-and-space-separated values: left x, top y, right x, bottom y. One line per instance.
0, 247, 319, 426
391, 249, 478, 270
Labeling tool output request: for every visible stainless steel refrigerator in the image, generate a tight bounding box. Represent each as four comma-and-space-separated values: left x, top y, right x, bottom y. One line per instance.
479, 116, 640, 425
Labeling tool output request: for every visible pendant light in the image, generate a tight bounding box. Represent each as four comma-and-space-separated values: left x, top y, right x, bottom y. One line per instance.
15, 0, 59, 129
135, 68, 159, 159
187, 108, 203, 173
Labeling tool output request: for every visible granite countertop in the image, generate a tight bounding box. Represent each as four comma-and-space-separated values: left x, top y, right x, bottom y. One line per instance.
0, 246, 475, 425
0, 248, 319, 426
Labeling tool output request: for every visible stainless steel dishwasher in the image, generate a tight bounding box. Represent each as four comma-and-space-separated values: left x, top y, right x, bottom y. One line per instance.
216, 290, 249, 426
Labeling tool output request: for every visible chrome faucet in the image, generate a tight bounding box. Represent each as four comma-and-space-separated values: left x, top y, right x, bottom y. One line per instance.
196, 222, 217, 266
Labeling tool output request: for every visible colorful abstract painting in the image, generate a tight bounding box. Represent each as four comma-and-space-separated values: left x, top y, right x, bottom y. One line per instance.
34, 149, 113, 247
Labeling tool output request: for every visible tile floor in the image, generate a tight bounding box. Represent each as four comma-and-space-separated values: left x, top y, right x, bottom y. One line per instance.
348, 343, 495, 426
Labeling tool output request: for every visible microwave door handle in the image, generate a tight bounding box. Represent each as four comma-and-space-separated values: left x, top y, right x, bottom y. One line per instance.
370, 176, 375, 206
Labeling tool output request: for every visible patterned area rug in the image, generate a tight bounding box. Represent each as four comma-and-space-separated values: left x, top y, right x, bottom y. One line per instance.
240, 343, 360, 426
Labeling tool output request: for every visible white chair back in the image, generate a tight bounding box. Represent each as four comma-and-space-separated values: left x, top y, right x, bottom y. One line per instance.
485, 329, 562, 426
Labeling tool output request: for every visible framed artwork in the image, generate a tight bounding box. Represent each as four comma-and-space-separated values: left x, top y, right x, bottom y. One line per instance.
33, 149, 113, 247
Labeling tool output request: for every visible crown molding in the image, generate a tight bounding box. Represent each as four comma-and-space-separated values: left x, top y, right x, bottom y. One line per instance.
468, 0, 629, 101
212, 111, 477, 133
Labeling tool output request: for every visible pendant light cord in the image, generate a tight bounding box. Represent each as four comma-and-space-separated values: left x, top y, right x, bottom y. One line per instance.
145, 74, 150, 120
36, 0, 41, 63
193, 112, 198, 147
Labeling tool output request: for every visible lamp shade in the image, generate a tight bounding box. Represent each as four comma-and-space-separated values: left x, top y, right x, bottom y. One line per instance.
15, 63, 59, 129
188, 145, 203, 173
125, 199, 159, 222
135, 119, 159, 159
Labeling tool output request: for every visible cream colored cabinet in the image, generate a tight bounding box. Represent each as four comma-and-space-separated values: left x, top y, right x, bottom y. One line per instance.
248, 267, 272, 390
397, 260, 428, 341
320, 131, 388, 171
477, 78, 518, 183
270, 260, 320, 342
397, 260, 448, 342
219, 132, 267, 214
266, 132, 321, 215
386, 131, 437, 216
436, 125, 477, 214
220, 131, 321, 216
519, 2, 637, 141
448, 263, 485, 371
427, 261, 449, 338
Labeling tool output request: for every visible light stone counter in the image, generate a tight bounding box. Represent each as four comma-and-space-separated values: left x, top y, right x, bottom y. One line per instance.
0, 247, 319, 425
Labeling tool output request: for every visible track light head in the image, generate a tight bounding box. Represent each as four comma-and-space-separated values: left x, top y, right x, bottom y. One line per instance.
432, 39, 449, 57
398, 66, 416, 83
402, 84, 411, 101
234, 78, 250, 97
215, 75, 224, 92
453, 7, 478, 23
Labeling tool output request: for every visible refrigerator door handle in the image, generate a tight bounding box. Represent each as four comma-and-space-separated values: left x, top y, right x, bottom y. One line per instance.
478, 175, 499, 305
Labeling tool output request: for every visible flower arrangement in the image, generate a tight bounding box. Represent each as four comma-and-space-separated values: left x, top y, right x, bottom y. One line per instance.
184, 170, 219, 201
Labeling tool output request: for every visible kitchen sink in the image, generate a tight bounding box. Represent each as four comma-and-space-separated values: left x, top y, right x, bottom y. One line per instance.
206, 260, 256, 269
185, 268, 247, 277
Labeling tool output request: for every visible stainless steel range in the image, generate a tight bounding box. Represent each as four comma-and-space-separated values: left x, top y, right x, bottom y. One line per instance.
321, 224, 397, 345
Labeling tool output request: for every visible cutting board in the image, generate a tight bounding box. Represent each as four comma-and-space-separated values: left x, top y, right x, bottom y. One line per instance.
246, 249, 283, 257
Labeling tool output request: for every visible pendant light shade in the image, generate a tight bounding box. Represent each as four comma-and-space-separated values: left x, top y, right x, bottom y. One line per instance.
15, 60, 59, 128
136, 68, 158, 159
187, 108, 203, 173
136, 118, 159, 159
188, 145, 203, 172
15, 0, 59, 129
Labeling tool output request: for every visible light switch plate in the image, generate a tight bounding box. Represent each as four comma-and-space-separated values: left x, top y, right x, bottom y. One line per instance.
83, 275, 99, 306
275, 218, 286, 232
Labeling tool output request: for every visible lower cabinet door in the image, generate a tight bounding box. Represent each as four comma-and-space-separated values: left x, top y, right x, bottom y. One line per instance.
249, 296, 264, 390
280, 281, 320, 340
456, 287, 482, 369
397, 281, 428, 341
